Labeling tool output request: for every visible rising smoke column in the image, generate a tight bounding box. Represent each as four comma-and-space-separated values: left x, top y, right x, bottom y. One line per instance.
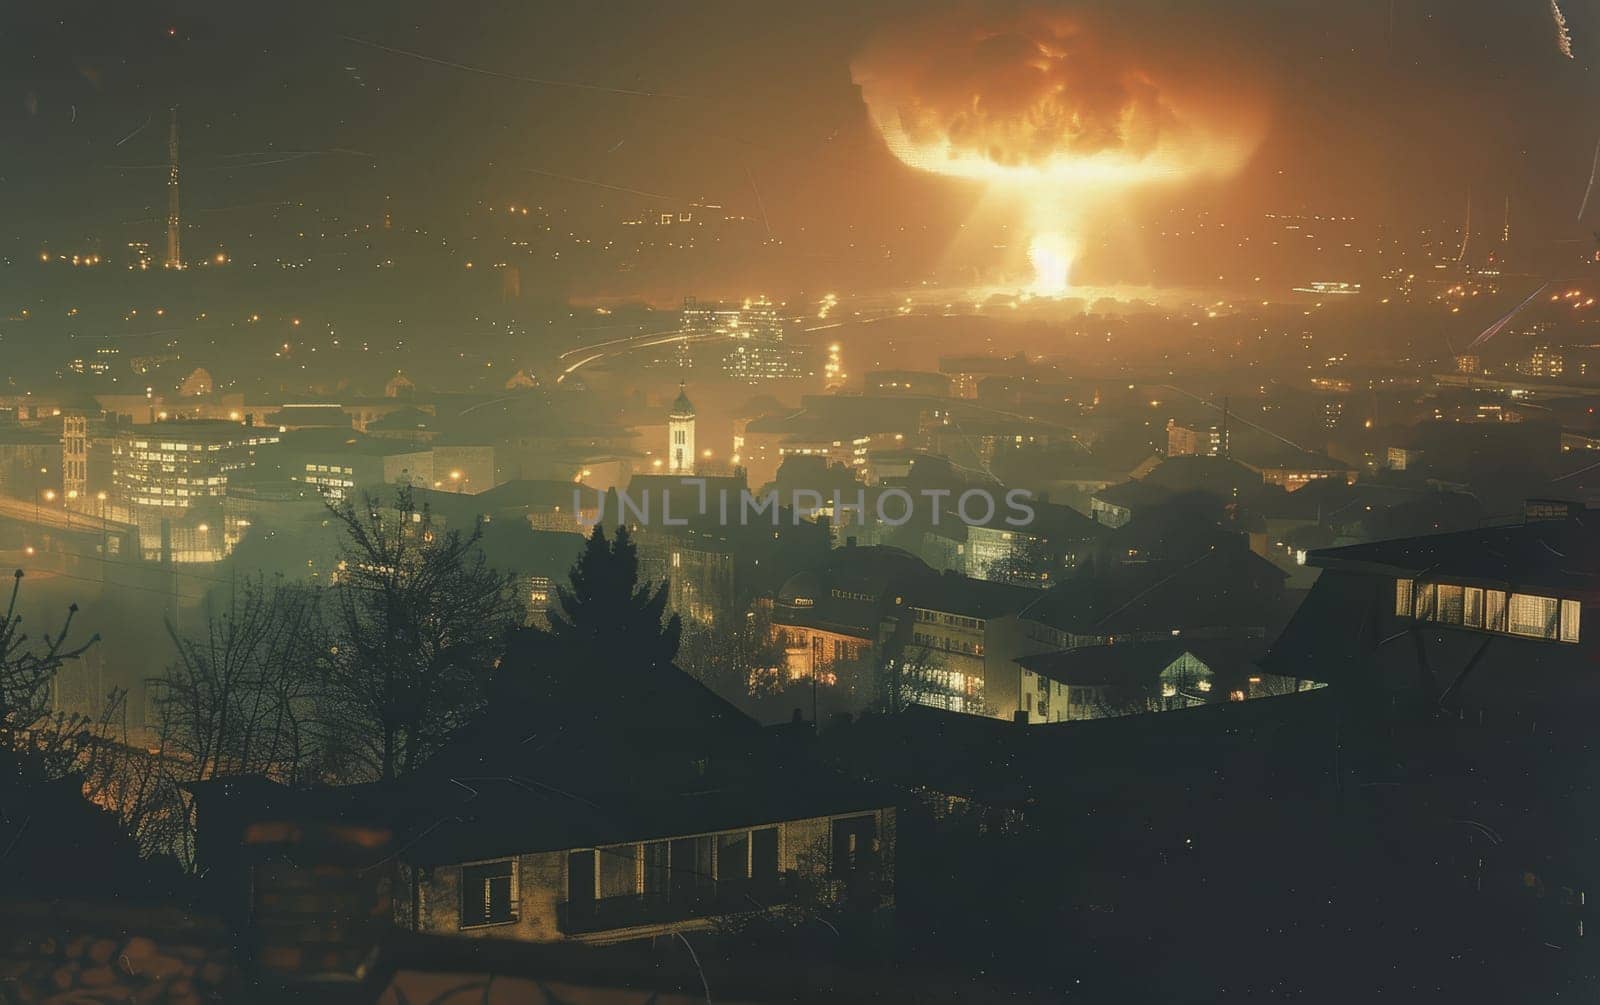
852, 6, 1268, 293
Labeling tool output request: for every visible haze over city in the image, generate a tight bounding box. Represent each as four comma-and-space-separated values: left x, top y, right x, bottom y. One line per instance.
3, 2, 1600, 1002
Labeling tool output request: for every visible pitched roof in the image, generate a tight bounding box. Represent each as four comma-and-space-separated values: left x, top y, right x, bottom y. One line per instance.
1019, 641, 1199, 686
1020, 542, 1287, 636
901, 571, 1039, 619
669, 383, 695, 417
1306, 508, 1600, 595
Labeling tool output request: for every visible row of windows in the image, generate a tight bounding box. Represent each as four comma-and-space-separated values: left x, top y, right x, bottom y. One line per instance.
911, 607, 985, 631
910, 630, 984, 656
461, 825, 791, 928
1395, 579, 1580, 643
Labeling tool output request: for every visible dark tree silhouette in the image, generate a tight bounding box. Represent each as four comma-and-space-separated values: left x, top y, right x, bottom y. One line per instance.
545, 524, 682, 675
0, 569, 98, 778
319, 488, 523, 781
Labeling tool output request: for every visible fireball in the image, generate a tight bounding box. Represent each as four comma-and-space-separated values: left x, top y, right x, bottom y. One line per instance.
853, 7, 1268, 293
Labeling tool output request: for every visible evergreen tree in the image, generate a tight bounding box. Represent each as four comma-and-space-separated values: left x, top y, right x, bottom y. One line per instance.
546, 524, 682, 674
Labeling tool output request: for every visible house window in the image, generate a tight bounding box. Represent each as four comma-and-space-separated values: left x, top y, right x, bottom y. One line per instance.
831, 815, 877, 877
717, 831, 750, 882
1395, 578, 1415, 616
751, 828, 778, 890
599, 843, 639, 899
642, 841, 670, 897
1485, 590, 1508, 632
1436, 584, 1465, 625
1463, 587, 1484, 629
460, 859, 518, 928
1414, 582, 1437, 621
1508, 594, 1561, 640
1561, 600, 1582, 643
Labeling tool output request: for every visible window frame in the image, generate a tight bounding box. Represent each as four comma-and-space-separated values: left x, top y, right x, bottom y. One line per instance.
1397, 579, 1577, 644
459, 857, 519, 929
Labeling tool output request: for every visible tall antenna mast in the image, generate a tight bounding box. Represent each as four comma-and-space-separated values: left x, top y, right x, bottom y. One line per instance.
164, 107, 182, 270
1457, 191, 1472, 263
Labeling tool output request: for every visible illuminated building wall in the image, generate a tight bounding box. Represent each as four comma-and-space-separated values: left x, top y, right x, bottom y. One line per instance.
905, 606, 988, 714
526, 575, 553, 629
1516, 347, 1566, 379
682, 296, 800, 382
109, 421, 277, 512
668, 385, 696, 475
1166, 419, 1228, 458
635, 531, 735, 626
431, 444, 496, 494
62, 413, 88, 506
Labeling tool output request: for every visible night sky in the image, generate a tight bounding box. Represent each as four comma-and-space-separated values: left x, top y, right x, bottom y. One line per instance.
3, 1, 1597, 257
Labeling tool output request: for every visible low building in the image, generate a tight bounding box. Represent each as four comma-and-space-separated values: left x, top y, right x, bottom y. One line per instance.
189, 632, 895, 954
1021, 642, 1218, 721
771, 546, 929, 687
1241, 449, 1358, 492
1264, 499, 1596, 708
889, 573, 1042, 716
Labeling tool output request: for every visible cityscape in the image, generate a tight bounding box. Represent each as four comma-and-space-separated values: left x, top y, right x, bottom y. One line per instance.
3, 1, 1600, 1001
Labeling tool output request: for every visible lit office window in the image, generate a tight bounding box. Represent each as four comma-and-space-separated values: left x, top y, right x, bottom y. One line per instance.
1394, 579, 1413, 617
1508, 594, 1560, 640
1485, 590, 1508, 632
1436, 584, 1464, 624
1561, 600, 1581, 644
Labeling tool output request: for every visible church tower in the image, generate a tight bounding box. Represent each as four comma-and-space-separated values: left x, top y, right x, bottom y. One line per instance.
668, 383, 696, 474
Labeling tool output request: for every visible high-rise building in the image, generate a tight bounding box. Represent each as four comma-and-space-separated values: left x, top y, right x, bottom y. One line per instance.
111, 420, 280, 561
111, 421, 278, 512
62, 412, 88, 506
668, 384, 696, 475
681, 297, 800, 382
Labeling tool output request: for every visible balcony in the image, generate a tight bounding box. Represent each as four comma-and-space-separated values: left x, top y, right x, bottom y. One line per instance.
557, 876, 793, 936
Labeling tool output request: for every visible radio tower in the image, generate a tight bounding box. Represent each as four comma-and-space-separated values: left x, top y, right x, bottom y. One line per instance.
164, 107, 182, 270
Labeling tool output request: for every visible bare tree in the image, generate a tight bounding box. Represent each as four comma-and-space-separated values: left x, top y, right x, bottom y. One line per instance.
77, 690, 191, 863
0, 569, 98, 778
677, 601, 787, 703
319, 488, 523, 781
153, 574, 321, 785
984, 536, 1052, 587
873, 643, 958, 715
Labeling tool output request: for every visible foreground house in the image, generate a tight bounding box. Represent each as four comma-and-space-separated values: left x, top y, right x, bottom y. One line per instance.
190, 631, 895, 978
1264, 498, 1596, 710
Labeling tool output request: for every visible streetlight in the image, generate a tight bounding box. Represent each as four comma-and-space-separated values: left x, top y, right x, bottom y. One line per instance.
96, 492, 109, 576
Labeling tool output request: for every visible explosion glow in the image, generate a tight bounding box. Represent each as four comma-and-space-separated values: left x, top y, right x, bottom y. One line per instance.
853, 7, 1268, 294
1027, 233, 1074, 296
